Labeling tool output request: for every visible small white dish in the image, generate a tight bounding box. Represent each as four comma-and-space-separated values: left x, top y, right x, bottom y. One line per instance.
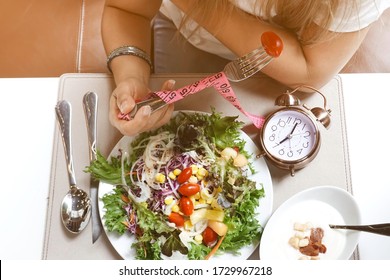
259, 185, 361, 260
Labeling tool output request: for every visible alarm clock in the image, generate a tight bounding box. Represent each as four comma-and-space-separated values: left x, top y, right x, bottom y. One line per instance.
259, 85, 331, 176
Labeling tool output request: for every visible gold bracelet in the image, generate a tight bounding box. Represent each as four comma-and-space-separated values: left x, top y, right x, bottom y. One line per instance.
106, 45, 152, 72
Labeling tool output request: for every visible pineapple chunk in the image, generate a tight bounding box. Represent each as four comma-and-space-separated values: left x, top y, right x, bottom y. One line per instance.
190, 208, 224, 224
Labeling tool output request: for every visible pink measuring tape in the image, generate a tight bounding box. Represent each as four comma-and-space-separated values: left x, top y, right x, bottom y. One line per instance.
152, 72, 266, 128
119, 31, 285, 128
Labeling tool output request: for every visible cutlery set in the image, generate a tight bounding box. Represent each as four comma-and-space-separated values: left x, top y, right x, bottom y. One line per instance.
55, 92, 102, 242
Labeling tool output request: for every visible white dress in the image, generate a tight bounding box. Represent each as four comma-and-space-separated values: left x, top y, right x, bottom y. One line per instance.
160, 0, 390, 60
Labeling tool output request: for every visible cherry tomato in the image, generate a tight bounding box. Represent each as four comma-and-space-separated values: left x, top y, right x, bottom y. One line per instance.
177, 167, 193, 184
168, 212, 185, 227
202, 227, 218, 247
178, 183, 200, 196
179, 197, 194, 216
261, 31, 283, 58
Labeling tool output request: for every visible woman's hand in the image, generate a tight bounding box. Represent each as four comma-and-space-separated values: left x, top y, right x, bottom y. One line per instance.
109, 78, 175, 136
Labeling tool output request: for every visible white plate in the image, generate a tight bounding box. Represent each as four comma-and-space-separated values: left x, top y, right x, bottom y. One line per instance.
259, 185, 360, 260
98, 111, 273, 260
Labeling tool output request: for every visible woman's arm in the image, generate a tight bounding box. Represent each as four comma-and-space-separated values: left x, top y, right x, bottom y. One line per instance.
172, 0, 370, 89
102, 0, 174, 136
102, 0, 160, 83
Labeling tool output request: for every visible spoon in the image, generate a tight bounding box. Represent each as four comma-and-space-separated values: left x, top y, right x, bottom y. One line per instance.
55, 100, 91, 234
329, 223, 390, 236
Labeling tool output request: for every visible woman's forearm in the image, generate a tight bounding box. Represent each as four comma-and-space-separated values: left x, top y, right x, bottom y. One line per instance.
102, 0, 161, 85
172, 0, 368, 89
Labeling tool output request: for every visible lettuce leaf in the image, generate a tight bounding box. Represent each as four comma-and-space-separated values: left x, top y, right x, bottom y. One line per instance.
101, 187, 128, 234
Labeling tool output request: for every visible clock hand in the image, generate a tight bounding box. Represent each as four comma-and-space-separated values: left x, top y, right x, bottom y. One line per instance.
279, 135, 290, 144
274, 123, 299, 147
290, 123, 298, 135
273, 134, 289, 148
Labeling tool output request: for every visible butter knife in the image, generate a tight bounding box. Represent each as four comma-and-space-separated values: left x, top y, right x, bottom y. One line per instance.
83, 91, 102, 243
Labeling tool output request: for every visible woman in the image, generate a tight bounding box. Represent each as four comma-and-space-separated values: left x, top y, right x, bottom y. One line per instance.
102, 0, 389, 136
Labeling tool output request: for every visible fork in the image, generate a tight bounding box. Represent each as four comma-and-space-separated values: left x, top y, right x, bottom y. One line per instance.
125, 31, 283, 119
223, 31, 283, 81
223, 45, 274, 82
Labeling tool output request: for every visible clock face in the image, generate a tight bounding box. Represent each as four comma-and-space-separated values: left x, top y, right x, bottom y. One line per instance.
261, 108, 319, 162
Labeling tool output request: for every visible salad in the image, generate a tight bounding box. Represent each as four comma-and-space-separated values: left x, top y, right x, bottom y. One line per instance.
86, 110, 266, 260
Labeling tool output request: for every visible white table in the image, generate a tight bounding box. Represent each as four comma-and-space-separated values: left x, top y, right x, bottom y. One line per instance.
0, 74, 389, 260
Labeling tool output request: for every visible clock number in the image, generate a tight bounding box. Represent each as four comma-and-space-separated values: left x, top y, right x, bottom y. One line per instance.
271, 125, 277, 131
303, 142, 309, 148
303, 131, 311, 138
297, 148, 303, 155
293, 118, 302, 125
278, 149, 285, 156
277, 119, 286, 127
269, 133, 275, 142
287, 151, 293, 158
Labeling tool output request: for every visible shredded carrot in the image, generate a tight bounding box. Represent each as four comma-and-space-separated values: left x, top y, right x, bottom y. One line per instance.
121, 194, 130, 203
205, 235, 226, 260
121, 221, 129, 227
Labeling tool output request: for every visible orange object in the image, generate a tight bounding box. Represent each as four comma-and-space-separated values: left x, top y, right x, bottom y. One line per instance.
261, 31, 284, 58
179, 197, 194, 216
178, 183, 201, 196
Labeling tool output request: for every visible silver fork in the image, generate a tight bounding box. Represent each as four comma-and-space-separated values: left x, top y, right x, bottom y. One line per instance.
126, 33, 280, 118
223, 45, 274, 82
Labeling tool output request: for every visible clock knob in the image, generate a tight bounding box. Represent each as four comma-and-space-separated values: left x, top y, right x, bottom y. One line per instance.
311, 107, 331, 129
275, 93, 300, 107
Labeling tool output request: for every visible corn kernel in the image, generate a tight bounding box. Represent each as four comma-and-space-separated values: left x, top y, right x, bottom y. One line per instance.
193, 192, 201, 200
164, 196, 174, 205
227, 177, 235, 185
184, 220, 193, 230
189, 195, 196, 204
198, 198, 206, 204
190, 165, 198, 174
188, 175, 198, 184
216, 186, 223, 193
194, 234, 203, 244
196, 174, 204, 181
201, 189, 211, 200
168, 172, 176, 180
173, 169, 182, 176
197, 167, 208, 177
171, 205, 180, 212
155, 173, 166, 183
